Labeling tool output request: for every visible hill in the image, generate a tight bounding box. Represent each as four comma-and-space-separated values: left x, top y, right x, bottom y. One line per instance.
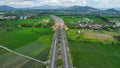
32, 5, 65, 9
0, 5, 15, 11
65, 6, 99, 12
105, 8, 120, 12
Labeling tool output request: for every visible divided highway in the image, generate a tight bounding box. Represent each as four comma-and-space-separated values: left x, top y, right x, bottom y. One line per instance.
49, 15, 71, 68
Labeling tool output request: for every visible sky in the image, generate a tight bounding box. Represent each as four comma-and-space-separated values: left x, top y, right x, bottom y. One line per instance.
0, 0, 120, 8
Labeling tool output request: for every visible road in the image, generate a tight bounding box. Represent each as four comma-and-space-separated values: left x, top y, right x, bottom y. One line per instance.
49, 15, 71, 68
49, 28, 58, 68
52, 16, 64, 24
53, 15, 71, 68
60, 28, 71, 68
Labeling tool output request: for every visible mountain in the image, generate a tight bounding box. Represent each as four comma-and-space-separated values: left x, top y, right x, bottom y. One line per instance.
116, 8, 120, 11
0, 5, 15, 11
105, 8, 120, 12
0, 5, 119, 13
65, 6, 99, 12
32, 5, 65, 9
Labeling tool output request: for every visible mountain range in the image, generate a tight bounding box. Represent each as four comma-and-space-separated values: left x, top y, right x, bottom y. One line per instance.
105, 8, 120, 12
65, 6, 99, 12
0, 5, 15, 11
0, 5, 119, 12
32, 5, 65, 9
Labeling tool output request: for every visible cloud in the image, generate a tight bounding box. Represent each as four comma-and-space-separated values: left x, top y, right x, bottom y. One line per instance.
9, 1, 34, 7
0, 0, 120, 8
0, 0, 35, 8
37, 0, 61, 6
86, 0, 120, 8
59, 0, 87, 6
0, 2, 4, 4
98, 0, 120, 8
0, 0, 87, 7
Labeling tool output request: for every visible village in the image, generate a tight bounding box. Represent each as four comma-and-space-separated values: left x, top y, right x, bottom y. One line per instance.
78, 18, 120, 29
0, 12, 33, 20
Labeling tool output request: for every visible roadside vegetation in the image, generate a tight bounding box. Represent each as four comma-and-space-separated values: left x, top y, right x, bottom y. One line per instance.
59, 14, 120, 68
0, 15, 54, 68
0, 11, 120, 68
69, 41, 120, 68
67, 29, 119, 43
0, 48, 46, 68
67, 29, 120, 68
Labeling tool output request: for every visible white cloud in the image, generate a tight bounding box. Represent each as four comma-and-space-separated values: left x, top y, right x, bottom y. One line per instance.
59, 0, 87, 6
89, 0, 120, 8
9, 1, 34, 6
0, 1, 35, 8
0, 0, 120, 8
38, 0, 61, 6
0, 0, 87, 7
0, 2, 3, 4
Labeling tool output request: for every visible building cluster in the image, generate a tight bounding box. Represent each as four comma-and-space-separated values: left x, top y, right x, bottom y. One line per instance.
0, 16, 16, 20
110, 21, 120, 28
0, 12, 34, 20
19, 16, 28, 20
0, 15, 32, 20
79, 23, 103, 29
78, 17, 120, 29
111, 22, 120, 28
79, 22, 120, 29
19, 14, 34, 20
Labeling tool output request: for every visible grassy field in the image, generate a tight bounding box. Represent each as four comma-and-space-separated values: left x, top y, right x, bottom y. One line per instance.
59, 15, 108, 24
0, 28, 53, 68
0, 15, 53, 34
0, 14, 55, 68
60, 16, 83, 23
66, 29, 119, 43
0, 47, 46, 68
0, 28, 52, 49
66, 28, 120, 68
106, 17, 120, 22
69, 41, 120, 68
0, 18, 49, 27
89, 17, 108, 24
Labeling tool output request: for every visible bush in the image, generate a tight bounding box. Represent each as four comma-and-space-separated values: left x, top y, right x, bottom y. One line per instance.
57, 58, 62, 66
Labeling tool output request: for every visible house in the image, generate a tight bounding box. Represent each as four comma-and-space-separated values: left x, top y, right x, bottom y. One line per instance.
0, 12, 4, 15
24, 16, 27, 20
79, 23, 103, 29
0, 16, 4, 19
20, 16, 24, 20
77, 31, 80, 34
20, 16, 29, 20
116, 23, 120, 27
0, 16, 16, 20
4, 16, 16, 20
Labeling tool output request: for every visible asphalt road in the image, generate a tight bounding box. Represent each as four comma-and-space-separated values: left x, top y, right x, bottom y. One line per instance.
49, 28, 58, 68
60, 28, 71, 68
49, 15, 71, 68
52, 15, 64, 24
